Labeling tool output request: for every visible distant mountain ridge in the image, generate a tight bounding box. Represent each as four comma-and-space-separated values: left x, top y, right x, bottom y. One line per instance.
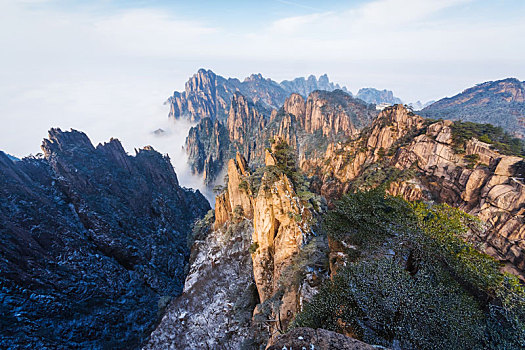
184, 89, 377, 185
280, 74, 349, 97
356, 87, 402, 105
167, 69, 350, 123
420, 78, 525, 138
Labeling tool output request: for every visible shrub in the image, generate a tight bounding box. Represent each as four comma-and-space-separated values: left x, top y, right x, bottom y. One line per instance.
249, 242, 259, 254
293, 189, 525, 349
450, 121, 525, 157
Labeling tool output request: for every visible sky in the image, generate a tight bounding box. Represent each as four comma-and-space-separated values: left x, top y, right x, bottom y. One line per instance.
1, 0, 524, 192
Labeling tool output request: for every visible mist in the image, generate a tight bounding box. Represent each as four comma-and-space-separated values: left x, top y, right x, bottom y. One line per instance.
0, 72, 216, 204
123, 116, 217, 204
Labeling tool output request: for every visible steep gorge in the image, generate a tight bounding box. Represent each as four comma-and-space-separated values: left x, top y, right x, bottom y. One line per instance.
185, 88, 377, 184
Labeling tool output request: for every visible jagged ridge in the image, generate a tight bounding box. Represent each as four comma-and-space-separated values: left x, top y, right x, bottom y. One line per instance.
0, 129, 210, 349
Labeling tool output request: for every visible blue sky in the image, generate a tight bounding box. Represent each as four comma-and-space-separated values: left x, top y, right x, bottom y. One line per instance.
1, 0, 524, 164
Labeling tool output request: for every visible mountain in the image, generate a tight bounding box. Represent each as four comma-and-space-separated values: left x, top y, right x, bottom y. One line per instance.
148, 107, 525, 349
420, 78, 525, 138
0, 129, 210, 349
166, 69, 349, 122
280, 74, 350, 96
302, 104, 525, 275
408, 100, 434, 110
356, 87, 403, 105
5, 153, 19, 161
185, 89, 378, 184
147, 146, 326, 348
4, 72, 525, 349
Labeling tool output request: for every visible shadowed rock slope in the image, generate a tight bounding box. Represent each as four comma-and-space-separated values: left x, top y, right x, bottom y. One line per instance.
0, 128, 210, 349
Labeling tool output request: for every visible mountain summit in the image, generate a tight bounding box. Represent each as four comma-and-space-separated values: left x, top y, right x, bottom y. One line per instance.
420, 78, 525, 138
166, 69, 349, 122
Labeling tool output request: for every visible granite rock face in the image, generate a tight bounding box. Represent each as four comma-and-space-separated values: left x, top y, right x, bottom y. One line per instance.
214, 151, 324, 339
307, 105, 525, 276
0, 128, 210, 349
298, 90, 374, 138
167, 69, 347, 123
185, 117, 230, 185
185, 88, 377, 185
148, 149, 327, 348
144, 219, 261, 349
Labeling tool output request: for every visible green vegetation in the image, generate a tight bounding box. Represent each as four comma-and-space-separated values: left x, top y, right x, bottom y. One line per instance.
277, 236, 329, 290
246, 139, 323, 211
450, 121, 525, 156
293, 189, 525, 349
187, 209, 215, 246
464, 153, 480, 168
249, 241, 259, 254
347, 159, 417, 193
238, 179, 249, 192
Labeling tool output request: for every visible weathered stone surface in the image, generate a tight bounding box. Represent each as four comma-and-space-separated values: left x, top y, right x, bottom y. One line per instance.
188, 88, 377, 185
144, 220, 261, 350
185, 117, 229, 185
302, 90, 375, 138
226, 156, 254, 219
168, 69, 348, 124
267, 327, 378, 350
0, 129, 210, 349
307, 105, 525, 275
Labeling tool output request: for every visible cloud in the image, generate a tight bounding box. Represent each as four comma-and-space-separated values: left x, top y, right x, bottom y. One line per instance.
92, 9, 219, 57
242, 0, 525, 63
0, 0, 524, 183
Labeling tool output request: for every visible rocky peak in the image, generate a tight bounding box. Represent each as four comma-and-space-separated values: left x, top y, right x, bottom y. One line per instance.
185, 68, 217, 94
1, 129, 210, 349
280, 74, 349, 97
227, 92, 267, 161
185, 117, 229, 185
185, 88, 377, 186
304, 104, 525, 277
41, 128, 95, 157
244, 73, 265, 82
366, 104, 426, 157
283, 93, 306, 120
213, 146, 320, 334
303, 90, 376, 138
463, 78, 525, 103
168, 69, 230, 122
